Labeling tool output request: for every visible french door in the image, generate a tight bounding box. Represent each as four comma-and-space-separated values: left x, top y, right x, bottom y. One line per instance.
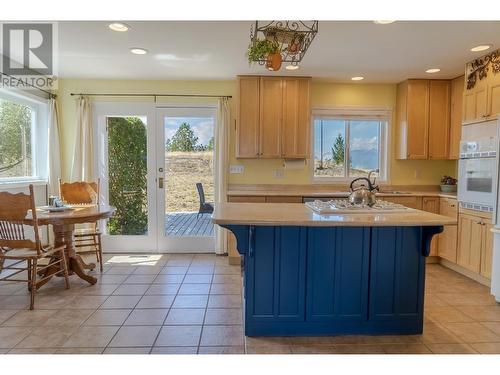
94, 102, 216, 253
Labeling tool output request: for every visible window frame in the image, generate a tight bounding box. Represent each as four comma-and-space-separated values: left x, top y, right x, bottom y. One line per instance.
310, 107, 391, 184
0, 88, 49, 185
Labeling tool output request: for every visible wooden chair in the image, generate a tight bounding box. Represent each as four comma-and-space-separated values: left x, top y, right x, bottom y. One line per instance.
58, 179, 103, 272
0, 185, 70, 310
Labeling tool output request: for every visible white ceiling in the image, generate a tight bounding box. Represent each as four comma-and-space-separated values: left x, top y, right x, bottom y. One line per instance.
57, 21, 500, 82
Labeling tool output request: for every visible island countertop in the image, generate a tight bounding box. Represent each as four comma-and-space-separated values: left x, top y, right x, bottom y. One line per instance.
212, 202, 456, 227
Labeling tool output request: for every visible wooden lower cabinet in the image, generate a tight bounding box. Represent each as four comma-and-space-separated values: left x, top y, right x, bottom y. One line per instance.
437, 198, 458, 262
481, 222, 494, 279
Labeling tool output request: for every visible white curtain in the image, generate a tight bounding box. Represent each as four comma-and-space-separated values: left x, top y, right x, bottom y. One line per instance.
47, 98, 62, 196
71, 95, 93, 181
214, 97, 230, 255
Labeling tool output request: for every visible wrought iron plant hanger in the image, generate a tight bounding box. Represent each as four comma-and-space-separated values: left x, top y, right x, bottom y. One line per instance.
466, 48, 500, 90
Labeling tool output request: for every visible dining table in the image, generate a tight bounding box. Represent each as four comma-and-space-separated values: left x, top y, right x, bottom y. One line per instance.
32, 204, 116, 288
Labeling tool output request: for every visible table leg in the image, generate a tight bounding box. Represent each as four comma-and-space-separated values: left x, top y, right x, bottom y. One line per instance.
53, 224, 97, 285
76, 254, 96, 271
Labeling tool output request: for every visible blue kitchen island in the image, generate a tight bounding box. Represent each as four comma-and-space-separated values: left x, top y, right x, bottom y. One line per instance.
213, 202, 455, 337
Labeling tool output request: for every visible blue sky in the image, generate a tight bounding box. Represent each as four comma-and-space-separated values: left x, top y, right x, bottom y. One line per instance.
164, 117, 214, 146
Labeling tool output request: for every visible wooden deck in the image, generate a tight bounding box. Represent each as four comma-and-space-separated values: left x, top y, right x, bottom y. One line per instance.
166, 212, 214, 237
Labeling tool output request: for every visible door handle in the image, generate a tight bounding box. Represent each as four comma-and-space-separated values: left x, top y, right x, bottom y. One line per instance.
158, 177, 164, 189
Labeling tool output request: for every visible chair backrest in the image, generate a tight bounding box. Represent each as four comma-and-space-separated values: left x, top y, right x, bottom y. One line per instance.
0, 184, 41, 254
59, 179, 99, 205
196, 183, 206, 205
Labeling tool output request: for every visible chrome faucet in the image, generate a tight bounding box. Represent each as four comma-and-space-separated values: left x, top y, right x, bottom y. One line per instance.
367, 169, 380, 192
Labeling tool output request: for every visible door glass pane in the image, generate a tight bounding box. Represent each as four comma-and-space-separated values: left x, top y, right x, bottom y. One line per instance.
348, 120, 380, 178
164, 116, 214, 237
314, 119, 345, 177
106, 116, 148, 235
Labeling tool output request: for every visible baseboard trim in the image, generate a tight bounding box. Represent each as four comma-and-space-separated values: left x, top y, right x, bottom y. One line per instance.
439, 258, 491, 287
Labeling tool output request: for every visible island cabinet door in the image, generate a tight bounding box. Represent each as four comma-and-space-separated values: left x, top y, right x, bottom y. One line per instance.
305, 227, 370, 322
369, 227, 425, 321
245, 226, 307, 322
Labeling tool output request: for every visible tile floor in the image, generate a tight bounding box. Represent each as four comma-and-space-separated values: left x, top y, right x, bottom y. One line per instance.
1, 254, 500, 354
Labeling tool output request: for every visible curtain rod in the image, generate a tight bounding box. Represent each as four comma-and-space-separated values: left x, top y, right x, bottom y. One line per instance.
0, 72, 57, 99
70, 93, 232, 99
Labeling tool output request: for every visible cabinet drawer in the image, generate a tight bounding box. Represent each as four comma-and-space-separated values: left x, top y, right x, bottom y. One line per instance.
266, 196, 303, 203
382, 196, 423, 210
439, 198, 458, 219
228, 196, 266, 203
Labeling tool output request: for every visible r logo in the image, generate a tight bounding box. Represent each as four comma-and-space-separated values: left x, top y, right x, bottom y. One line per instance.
1, 23, 53, 75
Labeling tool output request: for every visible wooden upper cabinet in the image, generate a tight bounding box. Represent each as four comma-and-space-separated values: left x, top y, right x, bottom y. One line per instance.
449, 76, 464, 160
488, 70, 500, 119
236, 75, 311, 159
259, 77, 283, 158
463, 70, 489, 123
237, 76, 260, 158
429, 80, 451, 159
282, 78, 311, 158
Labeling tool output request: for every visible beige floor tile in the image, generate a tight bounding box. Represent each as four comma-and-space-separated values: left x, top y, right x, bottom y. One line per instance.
0, 310, 21, 325
178, 283, 211, 295
214, 266, 241, 275
209, 283, 241, 295
470, 342, 500, 354
204, 308, 242, 325
84, 309, 131, 325
425, 306, 474, 323
124, 275, 157, 284
153, 274, 185, 284
160, 267, 188, 275
151, 346, 197, 354
0, 295, 30, 309
289, 345, 341, 354
164, 309, 205, 325
108, 325, 161, 347
16, 326, 77, 348
124, 309, 169, 326
421, 322, 462, 344
187, 266, 214, 275
0, 327, 33, 349
424, 294, 450, 307
9, 348, 58, 354
481, 322, 500, 336
288, 336, 335, 346
200, 325, 244, 346
212, 274, 241, 284
155, 325, 202, 346
104, 266, 136, 275
0, 284, 25, 296
246, 345, 292, 354
456, 305, 500, 322
166, 259, 192, 267
79, 284, 120, 296
381, 344, 432, 354
328, 335, 421, 345
136, 295, 175, 309
98, 274, 129, 284
436, 293, 496, 306
56, 347, 104, 354
2, 309, 58, 327
64, 295, 107, 309
42, 309, 95, 327
443, 322, 500, 343
426, 343, 478, 354
112, 284, 150, 296
172, 295, 208, 308
145, 284, 180, 295
198, 346, 245, 354
63, 326, 119, 348
103, 347, 150, 354
207, 294, 242, 308
132, 266, 163, 275
100, 295, 141, 309
183, 274, 212, 284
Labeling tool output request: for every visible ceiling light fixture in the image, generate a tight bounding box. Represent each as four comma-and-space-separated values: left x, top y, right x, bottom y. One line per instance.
470, 44, 493, 52
130, 48, 148, 55
425, 68, 441, 73
285, 64, 300, 71
108, 23, 130, 32
373, 20, 396, 25
351, 76, 364, 81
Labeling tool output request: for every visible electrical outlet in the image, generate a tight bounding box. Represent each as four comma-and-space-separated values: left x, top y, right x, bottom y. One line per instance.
273, 169, 284, 178
229, 165, 244, 174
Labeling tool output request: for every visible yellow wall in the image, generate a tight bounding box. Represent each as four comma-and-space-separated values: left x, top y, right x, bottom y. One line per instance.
57, 78, 456, 185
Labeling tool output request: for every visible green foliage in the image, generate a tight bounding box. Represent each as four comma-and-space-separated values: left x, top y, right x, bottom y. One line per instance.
0, 99, 32, 176
107, 117, 148, 235
331, 133, 345, 165
247, 39, 280, 64
207, 137, 214, 151
166, 122, 199, 152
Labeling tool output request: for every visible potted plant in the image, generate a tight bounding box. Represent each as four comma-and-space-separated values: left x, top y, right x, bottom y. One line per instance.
247, 39, 282, 71
440, 175, 457, 193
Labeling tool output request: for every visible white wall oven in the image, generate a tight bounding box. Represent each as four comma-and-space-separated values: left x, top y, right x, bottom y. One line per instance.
458, 119, 499, 212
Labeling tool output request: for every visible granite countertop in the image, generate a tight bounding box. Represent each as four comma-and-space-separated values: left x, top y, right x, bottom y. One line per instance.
212, 203, 456, 227
227, 189, 457, 199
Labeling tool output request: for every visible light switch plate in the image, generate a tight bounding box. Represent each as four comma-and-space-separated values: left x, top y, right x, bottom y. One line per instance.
229, 165, 244, 174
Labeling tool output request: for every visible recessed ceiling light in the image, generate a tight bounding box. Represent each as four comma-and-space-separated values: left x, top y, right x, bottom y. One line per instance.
351, 76, 364, 81
374, 20, 396, 25
425, 68, 441, 73
470, 44, 492, 52
108, 23, 130, 32
130, 48, 148, 55
285, 65, 300, 71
